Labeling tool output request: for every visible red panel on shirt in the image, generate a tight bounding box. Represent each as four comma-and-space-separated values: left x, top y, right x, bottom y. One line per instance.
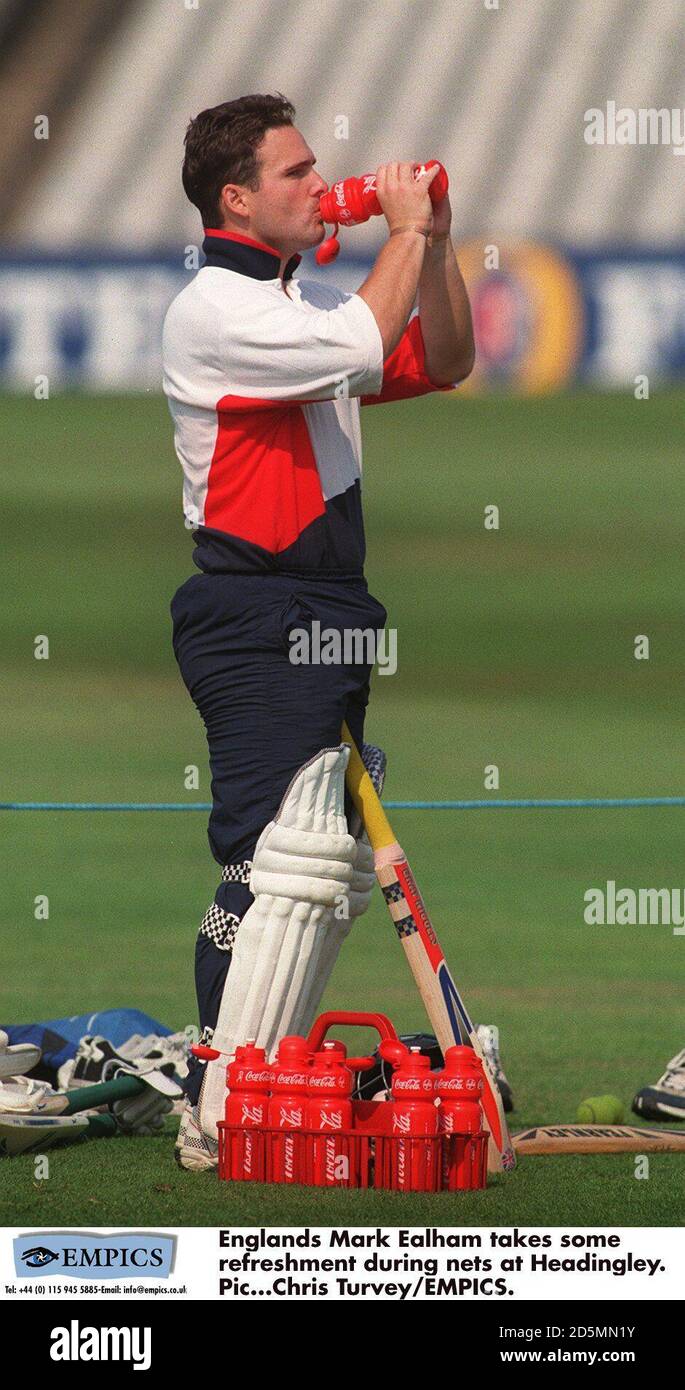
205, 398, 325, 553
361, 315, 455, 406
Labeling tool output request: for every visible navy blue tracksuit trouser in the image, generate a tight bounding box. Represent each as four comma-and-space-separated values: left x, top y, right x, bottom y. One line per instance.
170, 572, 387, 1101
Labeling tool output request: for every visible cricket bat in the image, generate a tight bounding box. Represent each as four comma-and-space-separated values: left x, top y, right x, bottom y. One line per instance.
36, 1073, 150, 1115
0, 1074, 165, 1156
513, 1124, 685, 1155
342, 723, 515, 1173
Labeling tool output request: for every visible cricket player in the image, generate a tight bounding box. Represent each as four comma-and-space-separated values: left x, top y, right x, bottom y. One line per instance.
163, 94, 475, 1168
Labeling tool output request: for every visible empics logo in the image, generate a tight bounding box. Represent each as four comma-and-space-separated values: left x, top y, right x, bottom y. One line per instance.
14, 1231, 174, 1278
21, 1246, 59, 1268
50, 1320, 151, 1371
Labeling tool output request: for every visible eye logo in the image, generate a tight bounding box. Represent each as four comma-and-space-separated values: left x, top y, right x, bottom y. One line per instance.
22, 1246, 59, 1268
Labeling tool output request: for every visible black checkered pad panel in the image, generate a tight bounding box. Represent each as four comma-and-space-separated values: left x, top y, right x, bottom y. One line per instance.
221, 860, 252, 884
199, 902, 240, 952
361, 742, 387, 796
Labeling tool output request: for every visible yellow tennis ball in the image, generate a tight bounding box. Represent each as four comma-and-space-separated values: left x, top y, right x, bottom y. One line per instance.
576, 1095, 624, 1124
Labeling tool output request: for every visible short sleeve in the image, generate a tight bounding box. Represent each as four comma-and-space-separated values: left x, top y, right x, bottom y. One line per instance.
361, 314, 456, 406
215, 287, 385, 408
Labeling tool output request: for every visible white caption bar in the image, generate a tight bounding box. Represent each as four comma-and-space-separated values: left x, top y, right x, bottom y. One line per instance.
2, 1227, 683, 1301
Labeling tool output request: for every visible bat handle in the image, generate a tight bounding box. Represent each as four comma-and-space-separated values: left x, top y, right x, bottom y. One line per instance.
63, 1073, 145, 1114
373, 842, 405, 868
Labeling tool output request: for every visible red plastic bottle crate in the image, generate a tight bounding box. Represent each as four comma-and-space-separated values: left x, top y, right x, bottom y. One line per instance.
217, 1123, 488, 1192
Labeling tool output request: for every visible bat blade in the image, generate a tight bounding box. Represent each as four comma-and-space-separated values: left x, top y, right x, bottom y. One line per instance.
513, 1124, 685, 1155
342, 723, 514, 1174
0, 1114, 90, 1157
377, 856, 513, 1172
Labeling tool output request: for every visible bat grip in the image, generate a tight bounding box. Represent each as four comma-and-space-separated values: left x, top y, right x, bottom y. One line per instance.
341, 720, 400, 855
373, 842, 404, 868
63, 1073, 145, 1114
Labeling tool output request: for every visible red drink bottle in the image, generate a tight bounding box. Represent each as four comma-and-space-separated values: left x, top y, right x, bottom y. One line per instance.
316, 161, 449, 264
306, 1041, 354, 1187
225, 1041, 271, 1182
320, 160, 448, 227
436, 1045, 484, 1190
267, 1036, 311, 1185
388, 1045, 438, 1192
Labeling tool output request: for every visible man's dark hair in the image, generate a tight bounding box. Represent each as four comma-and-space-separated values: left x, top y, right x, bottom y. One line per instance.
182, 93, 296, 227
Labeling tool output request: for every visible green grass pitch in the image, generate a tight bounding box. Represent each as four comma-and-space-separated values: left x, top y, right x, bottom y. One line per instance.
2, 388, 684, 1226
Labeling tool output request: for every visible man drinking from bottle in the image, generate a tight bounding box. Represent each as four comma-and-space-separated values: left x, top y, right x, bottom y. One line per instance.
162, 93, 475, 1169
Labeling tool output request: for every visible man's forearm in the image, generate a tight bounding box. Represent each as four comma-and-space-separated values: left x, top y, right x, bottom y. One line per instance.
419, 235, 475, 385
357, 229, 428, 360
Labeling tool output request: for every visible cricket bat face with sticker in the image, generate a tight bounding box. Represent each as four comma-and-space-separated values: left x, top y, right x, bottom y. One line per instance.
342, 723, 515, 1174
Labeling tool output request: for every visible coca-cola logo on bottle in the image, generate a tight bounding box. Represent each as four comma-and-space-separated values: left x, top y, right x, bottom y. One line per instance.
395, 1077, 434, 1095
274, 1071, 308, 1087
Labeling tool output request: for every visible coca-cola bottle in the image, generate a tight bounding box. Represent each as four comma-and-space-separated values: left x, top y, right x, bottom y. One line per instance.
266, 1036, 311, 1185
225, 1041, 271, 1182
316, 161, 449, 264
436, 1045, 484, 1191
306, 1041, 354, 1187
387, 1045, 438, 1192
319, 160, 448, 227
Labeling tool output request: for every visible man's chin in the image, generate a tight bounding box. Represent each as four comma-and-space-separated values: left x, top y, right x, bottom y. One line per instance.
267, 222, 325, 257
284, 227, 326, 258
303, 221, 326, 248
304, 222, 325, 252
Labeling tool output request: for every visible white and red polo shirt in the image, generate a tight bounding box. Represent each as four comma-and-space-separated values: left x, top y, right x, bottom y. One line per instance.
162, 229, 453, 576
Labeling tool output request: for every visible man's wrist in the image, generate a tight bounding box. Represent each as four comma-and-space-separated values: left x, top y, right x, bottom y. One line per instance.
388, 223, 432, 239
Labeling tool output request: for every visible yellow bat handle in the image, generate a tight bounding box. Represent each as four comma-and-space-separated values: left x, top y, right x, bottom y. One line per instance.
341, 721, 397, 852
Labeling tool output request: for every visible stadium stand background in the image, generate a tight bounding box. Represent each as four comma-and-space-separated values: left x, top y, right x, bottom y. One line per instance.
0, 0, 683, 249
0, 0, 683, 391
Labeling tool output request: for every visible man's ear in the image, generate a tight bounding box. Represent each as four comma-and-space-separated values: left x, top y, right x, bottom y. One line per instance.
219, 183, 249, 221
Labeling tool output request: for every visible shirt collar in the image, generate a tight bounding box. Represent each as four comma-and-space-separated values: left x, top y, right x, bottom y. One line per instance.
202, 228, 301, 282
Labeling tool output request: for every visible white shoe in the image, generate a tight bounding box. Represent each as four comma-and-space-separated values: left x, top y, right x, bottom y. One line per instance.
632, 1049, 685, 1122
174, 1099, 218, 1171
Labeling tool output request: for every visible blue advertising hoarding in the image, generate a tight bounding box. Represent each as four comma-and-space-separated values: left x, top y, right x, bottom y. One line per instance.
1, 244, 684, 393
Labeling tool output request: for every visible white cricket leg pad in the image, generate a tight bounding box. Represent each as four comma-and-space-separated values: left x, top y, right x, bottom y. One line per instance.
347, 835, 376, 917
291, 742, 386, 1038
199, 745, 356, 1140
293, 835, 377, 1038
